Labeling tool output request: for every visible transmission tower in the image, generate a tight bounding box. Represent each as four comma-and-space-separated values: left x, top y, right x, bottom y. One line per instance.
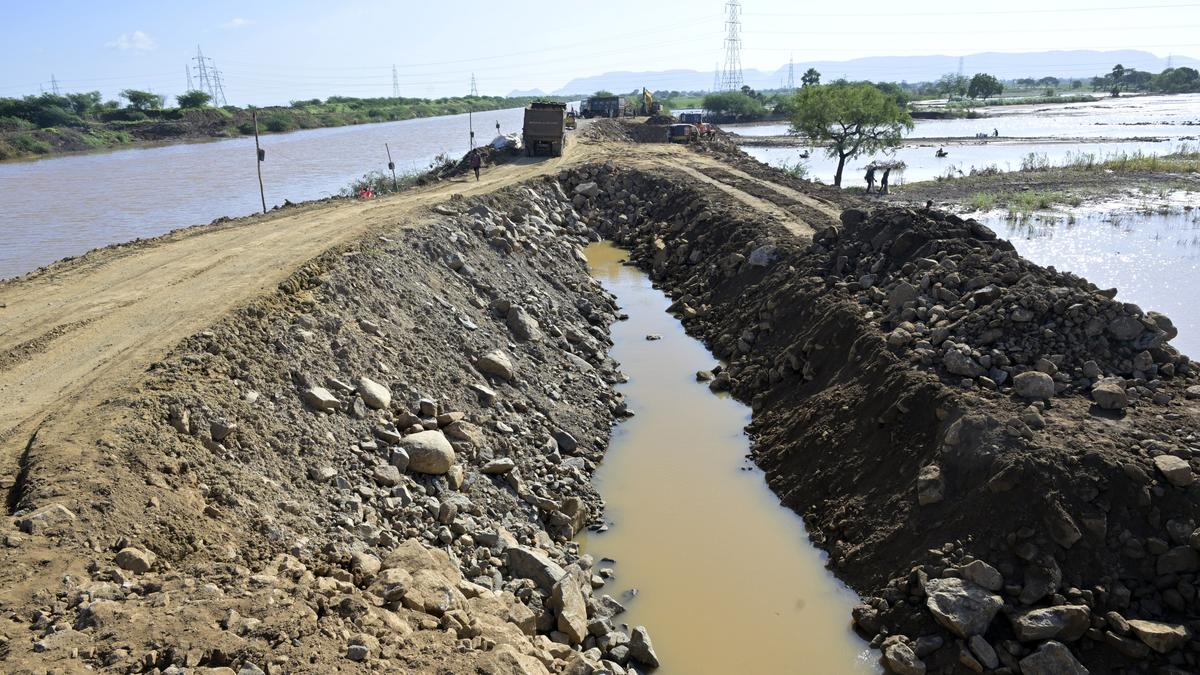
957, 56, 964, 77
392, 64, 401, 97
469, 73, 479, 96
186, 65, 193, 92
786, 55, 795, 90
50, 74, 60, 95
720, 0, 743, 91
713, 63, 721, 92
210, 66, 228, 106
193, 46, 213, 100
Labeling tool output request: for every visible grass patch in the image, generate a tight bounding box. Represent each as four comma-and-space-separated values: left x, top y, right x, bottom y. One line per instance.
966, 192, 997, 211
946, 94, 1097, 109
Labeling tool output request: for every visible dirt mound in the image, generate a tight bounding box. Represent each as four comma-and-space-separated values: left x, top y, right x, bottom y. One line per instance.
580, 118, 667, 144
557, 162, 1200, 674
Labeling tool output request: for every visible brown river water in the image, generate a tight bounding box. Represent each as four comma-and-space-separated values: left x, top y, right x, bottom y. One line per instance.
582, 242, 876, 674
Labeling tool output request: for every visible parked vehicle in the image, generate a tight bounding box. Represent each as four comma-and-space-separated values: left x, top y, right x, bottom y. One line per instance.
669, 123, 698, 144
523, 102, 566, 157
581, 95, 625, 119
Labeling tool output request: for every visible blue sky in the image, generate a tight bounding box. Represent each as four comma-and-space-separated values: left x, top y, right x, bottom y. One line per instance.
2, 0, 1197, 103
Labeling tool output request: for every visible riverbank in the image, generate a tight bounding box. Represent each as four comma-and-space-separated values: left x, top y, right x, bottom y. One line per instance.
1, 126, 1198, 673
0, 96, 555, 162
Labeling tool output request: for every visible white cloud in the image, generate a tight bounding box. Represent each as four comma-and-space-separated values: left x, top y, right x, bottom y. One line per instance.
106, 30, 156, 51
223, 17, 252, 29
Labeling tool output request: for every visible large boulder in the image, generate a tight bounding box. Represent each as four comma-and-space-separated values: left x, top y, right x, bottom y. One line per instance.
1153, 454, 1194, 488
1018, 641, 1088, 675
1013, 371, 1054, 400
1091, 377, 1128, 410
924, 578, 1002, 638
1009, 605, 1091, 642
356, 377, 391, 410
1127, 619, 1191, 653
551, 570, 589, 644
882, 640, 926, 675
629, 626, 660, 668
504, 546, 566, 591
506, 306, 543, 342
397, 431, 456, 474
475, 350, 516, 381
302, 386, 341, 411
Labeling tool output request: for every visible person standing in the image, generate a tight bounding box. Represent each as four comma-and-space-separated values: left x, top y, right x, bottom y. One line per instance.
879, 167, 892, 195
865, 165, 877, 193
469, 149, 482, 181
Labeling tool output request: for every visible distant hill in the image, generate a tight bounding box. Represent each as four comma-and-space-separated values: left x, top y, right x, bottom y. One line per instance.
552, 50, 1199, 94
506, 88, 547, 98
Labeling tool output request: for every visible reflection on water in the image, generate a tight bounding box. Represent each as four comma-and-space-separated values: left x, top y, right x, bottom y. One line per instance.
989, 205, 1200, 358
0, 107, 530, 280
582, 242, 876, 675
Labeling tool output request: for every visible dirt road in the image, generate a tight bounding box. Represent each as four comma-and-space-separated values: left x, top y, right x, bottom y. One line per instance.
0, 135, 839, 503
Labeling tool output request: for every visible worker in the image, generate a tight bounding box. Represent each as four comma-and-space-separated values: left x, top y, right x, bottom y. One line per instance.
469, 150, 482, 181
879, 167, 892, 195
865, 165, 877, 193
993, 128, 999, 137
935, 147, 948, 158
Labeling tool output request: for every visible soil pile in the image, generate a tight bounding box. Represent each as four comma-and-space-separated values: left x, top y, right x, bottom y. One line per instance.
1, 181, 662, 673
557, 161, 1200, 674
580, 119, 667, 144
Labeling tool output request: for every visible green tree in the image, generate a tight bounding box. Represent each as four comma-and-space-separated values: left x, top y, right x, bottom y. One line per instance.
1109, 64, 1126, 97
120, 89, 164, 111
176, 90, 212, 108
967, 73, 1003, 99
702, 91, 766, 119
934, 73, 968, 98
1153, 67, 1200, 93
788, 83, 913, 187
65, 91, 102, 117
801, 68, 820, 87
593, 90, 614, 97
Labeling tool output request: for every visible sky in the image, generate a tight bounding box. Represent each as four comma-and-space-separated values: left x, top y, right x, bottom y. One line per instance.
2, 0, 1198, 104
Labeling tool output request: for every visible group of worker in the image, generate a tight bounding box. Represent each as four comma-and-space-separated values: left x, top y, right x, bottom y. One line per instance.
864, 165, 892, 195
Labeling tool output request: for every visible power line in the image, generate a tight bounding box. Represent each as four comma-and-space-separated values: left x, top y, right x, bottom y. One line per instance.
720, 0, 744, 90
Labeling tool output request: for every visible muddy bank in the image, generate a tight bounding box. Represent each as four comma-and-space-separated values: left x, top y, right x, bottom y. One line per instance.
558, 162, 1200, 673
1, 179, 667, 672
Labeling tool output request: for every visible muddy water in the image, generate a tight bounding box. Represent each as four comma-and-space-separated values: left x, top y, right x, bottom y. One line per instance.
582, 242, 875, 674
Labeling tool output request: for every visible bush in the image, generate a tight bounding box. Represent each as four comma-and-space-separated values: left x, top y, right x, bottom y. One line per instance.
0, 115, 35, 131
99, 108, 148, 122
263, 117, 293, 132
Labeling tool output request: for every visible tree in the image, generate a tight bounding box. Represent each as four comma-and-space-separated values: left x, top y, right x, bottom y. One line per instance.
121, 89, 164, 111
176, 90, 212, 108
967, 73, 1003, 99
593, 90, 614, 97
788, 83, 913, 187
65, 91, 102, 117
1153, 67, 1200, 93
1109, 64, 1126, 97
701, 91, 766, 119
801, 68, 820, 88
934, 73, 968, 99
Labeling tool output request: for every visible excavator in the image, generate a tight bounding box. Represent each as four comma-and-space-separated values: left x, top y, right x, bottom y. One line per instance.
639, 88, 662, 116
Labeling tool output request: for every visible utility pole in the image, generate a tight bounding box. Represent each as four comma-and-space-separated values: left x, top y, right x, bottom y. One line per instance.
50, 74, 60, 95
252, 111, 266, 214
385, 143, 397, 191
392, 64, 400, 97
720, 0, 744, 91
468, 75, 477, 149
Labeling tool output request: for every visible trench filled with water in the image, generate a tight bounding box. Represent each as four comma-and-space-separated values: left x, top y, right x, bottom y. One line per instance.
581, 241, 876, 674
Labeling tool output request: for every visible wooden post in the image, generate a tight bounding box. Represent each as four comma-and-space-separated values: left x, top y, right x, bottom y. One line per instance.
252, 111, 266, 214
385, 143, 397, 192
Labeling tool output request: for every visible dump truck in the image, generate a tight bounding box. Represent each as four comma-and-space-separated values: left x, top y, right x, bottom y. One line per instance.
581, 95, 624, 119
522, 101, 566, 157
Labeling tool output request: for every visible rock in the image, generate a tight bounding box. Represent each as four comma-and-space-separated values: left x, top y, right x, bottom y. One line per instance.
944, 350, 984, 378
389, 448, 411, 473
924, 577, 1002, 638
397, 431, 456, 474
960, 560, 1003, 592
1153, 455, 1194, 487
372, 464, 401, 487
1157, 546, 1199, 574
552, 429, 579, 453
302, 387, 341, 411
1185, 385, 1200, 400
309, 466, 337, 482
574, 182, 601, 198
1127, 619, 1191, 653
356, 377, 391, 410
505, 546, 567, 591
1091, 377, 1128, 410
882, 641, 926, 675
114, 547, 156, 574
748, 244, 780, 267
18, 503, 76, 534
917, 464, 944, 505
346, 644, 369, 662
506, 306, 543, 341
1108, 315, 1144, 341
1018, 640, 1088, 675
888, 281, 918, 311
628, 626, 660, 668
968, 635, 998, 670
551, 571, 589, 644
481, 458, 516, 474
1013, 371, 1054, 400
1009, 605, 1091, 642
476, 350, 516, 381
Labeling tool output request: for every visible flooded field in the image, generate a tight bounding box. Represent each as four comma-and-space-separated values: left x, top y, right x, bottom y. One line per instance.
735, 93, 1200, 185
582, 242, 876, 674
989, 203, 1200, 358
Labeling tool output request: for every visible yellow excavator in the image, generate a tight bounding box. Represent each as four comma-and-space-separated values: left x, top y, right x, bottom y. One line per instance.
639, 88, 662, 116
